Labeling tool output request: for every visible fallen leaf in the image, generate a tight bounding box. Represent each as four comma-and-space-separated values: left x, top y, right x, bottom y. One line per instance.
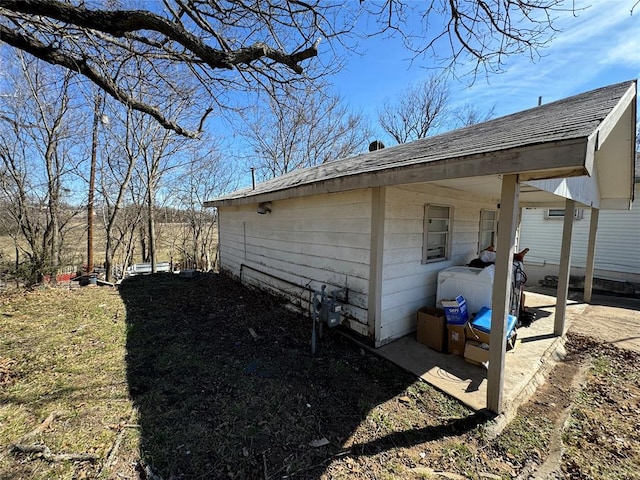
309, 437, 330, 448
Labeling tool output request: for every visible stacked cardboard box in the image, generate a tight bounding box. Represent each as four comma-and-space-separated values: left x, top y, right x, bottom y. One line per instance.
441, 295, 469, 356
447, 324, 466, 355
464, 340, 489, 366
464, 307, 518, 366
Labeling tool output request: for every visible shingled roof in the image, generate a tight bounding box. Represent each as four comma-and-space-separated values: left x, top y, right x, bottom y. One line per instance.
207, 80, 637, 207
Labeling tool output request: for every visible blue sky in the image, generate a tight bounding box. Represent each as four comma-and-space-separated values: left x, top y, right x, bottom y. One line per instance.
331, 1, 640, 136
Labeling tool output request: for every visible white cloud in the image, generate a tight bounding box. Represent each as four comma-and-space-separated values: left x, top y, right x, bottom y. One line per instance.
455, 1, 640, 117
599, 36, 640, 65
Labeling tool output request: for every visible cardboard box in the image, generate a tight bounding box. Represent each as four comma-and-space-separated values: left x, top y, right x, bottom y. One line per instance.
447, 323, 467, 356
464, 340, 489, 367
465, 307, 517, 349
466, 325, 518, 351
416, 307, 447, 352
441, 295, 469, 325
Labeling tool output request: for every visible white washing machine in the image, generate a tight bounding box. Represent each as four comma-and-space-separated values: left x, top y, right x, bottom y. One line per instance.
436, 266, 495, 315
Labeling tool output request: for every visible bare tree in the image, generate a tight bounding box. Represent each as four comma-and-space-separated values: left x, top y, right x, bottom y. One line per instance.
96, 101, 142, 282
378, 73, 497, 144
245, 83, 372, 179
451, 102, 496, 128
0, 54, 83, 284
378, 74, 450, 144
113, 193, 146, 279
132, 113, 189, 273
173, 147, 238, 271
1, 1, 576, 135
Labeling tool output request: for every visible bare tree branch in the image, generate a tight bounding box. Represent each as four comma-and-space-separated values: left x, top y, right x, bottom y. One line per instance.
378, 74, 451, 144
0, 0, 328, 136
364, 0, 575, 77
1, 0, 585, 136
0, 24, 200, 137
1, 0, 320, 71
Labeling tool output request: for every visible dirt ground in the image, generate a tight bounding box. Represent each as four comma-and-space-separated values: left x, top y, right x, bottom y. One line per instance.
566, 292, 640, 354
1, 275, 639, 480
499, 289, 640, 480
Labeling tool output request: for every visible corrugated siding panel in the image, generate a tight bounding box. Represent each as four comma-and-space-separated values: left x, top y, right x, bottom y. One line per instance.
218, 189, 372, 326
519, 209, 564, 265
379, 185, 496, 343
591, 208, 640, 273
520, 189, 640, 276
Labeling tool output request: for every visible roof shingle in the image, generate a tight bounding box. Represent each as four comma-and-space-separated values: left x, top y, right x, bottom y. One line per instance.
208, 80, 636, 205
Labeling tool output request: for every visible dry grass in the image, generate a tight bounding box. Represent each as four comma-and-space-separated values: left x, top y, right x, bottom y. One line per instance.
561, 339, 640, 479
0, 286, 136, 479
1, 276, 638, 480
0, 221, 217, 277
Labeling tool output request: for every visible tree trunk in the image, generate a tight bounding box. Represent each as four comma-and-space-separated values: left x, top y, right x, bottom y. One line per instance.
87, 94, 101, 274
104, 234, 114, 282
147, 184, 157, 273
139, 223, 148, 263
50, 213, 59, 284
14, 242, 19, 287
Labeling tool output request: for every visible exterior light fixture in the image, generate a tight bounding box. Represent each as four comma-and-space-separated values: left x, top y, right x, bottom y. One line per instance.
257, 202, 272, 214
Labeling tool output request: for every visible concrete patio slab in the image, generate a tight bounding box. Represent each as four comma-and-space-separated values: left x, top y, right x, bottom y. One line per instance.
375, 290, 588, 412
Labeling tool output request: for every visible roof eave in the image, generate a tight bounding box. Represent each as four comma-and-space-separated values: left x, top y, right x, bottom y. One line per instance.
207, 138, 589, 208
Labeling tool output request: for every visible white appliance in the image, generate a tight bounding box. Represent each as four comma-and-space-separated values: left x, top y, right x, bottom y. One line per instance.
436, 266, 494, 315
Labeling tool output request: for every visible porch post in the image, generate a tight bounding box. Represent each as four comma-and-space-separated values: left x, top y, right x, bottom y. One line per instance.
555, 199, 576, 336
583, 208, 599, 303
487, 174, 519, 414
368, 186, 386, 346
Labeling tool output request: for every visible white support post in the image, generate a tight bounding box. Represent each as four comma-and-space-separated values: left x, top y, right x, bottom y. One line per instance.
487, 174, 519, 414
368, 187, 386, 346
555, 199, 576, 336
583, 208, 599, 303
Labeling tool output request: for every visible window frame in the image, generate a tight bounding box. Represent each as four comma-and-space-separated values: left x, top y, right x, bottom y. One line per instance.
422, 204, 453, 264
478, 209, 497, 253
544, 208, 584, 220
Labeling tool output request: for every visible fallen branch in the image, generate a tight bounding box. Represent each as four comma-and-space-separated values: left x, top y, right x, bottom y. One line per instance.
98, 411, 139, 476
17, 411, 62, 443
11, 443, 99, 463
262, 452, 268, 480
0, 411, 63, 463
136, 460, 164, 480
7, 411, 97, 463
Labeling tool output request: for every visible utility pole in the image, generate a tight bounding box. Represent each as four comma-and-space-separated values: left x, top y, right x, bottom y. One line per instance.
87, 93, 102, 274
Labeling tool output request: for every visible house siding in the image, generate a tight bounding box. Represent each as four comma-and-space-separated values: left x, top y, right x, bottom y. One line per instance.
218, 189, 372, 331
520, 184, 640, 284
379, 184, 497, 343
217, 179, 638, 346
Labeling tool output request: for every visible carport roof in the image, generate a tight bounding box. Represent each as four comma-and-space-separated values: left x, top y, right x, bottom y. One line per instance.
206, 80, 637, 208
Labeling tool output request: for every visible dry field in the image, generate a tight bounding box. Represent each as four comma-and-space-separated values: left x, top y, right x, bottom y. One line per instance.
0, 220, 217, 277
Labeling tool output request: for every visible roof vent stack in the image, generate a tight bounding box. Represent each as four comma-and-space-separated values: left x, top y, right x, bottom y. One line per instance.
369, 140, 385, 152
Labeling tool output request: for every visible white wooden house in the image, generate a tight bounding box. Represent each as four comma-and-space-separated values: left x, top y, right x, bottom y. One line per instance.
206, 80, 637, 412
519, 160, 640, 288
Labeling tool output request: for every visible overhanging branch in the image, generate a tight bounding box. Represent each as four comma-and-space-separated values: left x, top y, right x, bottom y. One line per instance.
0, 24, 199, 137
1, 0, 319, 73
